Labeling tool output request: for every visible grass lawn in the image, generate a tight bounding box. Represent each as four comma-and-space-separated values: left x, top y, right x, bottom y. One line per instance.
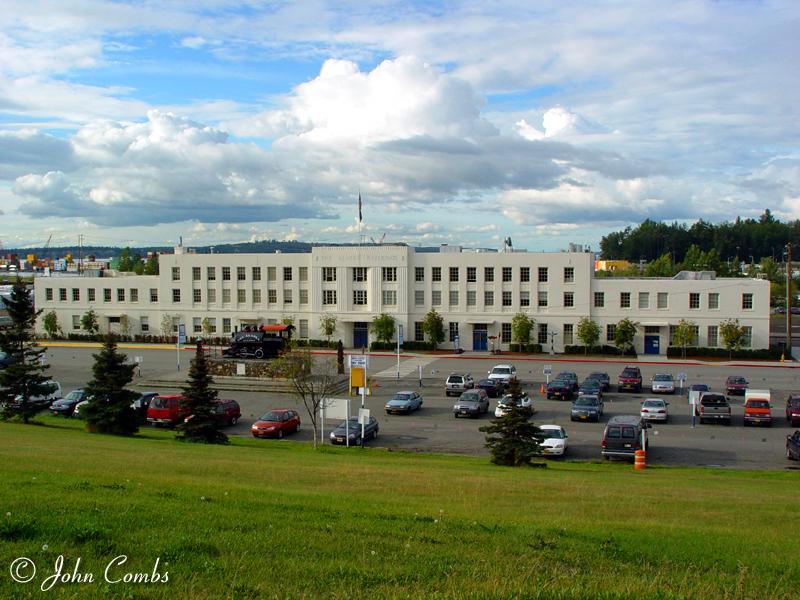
1, 417, 798, 599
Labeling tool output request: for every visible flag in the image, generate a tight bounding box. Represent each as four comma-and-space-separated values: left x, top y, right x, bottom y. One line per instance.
358, 192, 362, 223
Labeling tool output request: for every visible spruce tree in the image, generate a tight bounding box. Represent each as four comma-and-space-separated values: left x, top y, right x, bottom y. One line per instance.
82, 335, 139, 435
176, 341, 227, 444
479, 377, 543, 466
0, 278, 52, 423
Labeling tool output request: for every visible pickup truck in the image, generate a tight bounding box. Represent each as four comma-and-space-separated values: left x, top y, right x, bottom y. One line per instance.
697, 392, 731, 425
743, 390, 772, 427
618, 366, 642, 393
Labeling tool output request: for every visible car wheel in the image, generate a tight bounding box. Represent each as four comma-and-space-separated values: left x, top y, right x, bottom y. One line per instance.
787, 447, 793, 460
372, 429, 378, 439
230, 417, 238, 426
278, 429, 284, 439
295, 423, 300, 433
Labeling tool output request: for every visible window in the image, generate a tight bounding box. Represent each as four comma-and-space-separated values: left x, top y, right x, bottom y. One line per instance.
252, 267, 261, 281
237, 289, 246, 303
620, 292, 631, 309
708, 293, 719, 310
268, 289, 277, 303
207, 267, 216, 280
193, 289, 201, 303
382, 267, 397, 282
252, 289, 261, 304
322, 267, 336, 282
538, 267, 548, 282
140, 316, 149, 332
606, 324, 616, 342
172, 289, 180, 303
72, 288, 80, 302
222, 318, 231, 334
594, 292, 604, 308
449, 290, 458, 306
193, 317, 202, 334
130, 289, 138, 303
520, 267, 529, 282
742, 326, 752, 348
414, 321, 424, 342
538, 291, 548, 307
46, 288, 53, 301
467, 290, 477, 306
432, 267, 442, 282
354, 290, 368, 305
72, 315, 80, 330
638, 292, 649, 309
742, 293, 753, 310
502, 267, 512, 282
104, 289, 112, 302
538, 323, 548, 345
206, 318, 217, 333
222, 267, 231, 281
149, 289, 157, 303
192, 267, 201, 281
383, 290, 397, 306
467, 266, 476, 282
208, 289, 216, 303
502, 291, 512, 306
449, 267, 459, 282
689, 293, 700, 309
323, 290, 337, 305
88, 289, 96, 302
284, 289, 292, 304
171, 317, 179, 333
171, 267, 180, 281
564, 267, 574, 283
415, 290, 424, 306
117, 289, 125, 302
563, 324, 574, 345
449, 322, 459, 342
300, 289, 308, 305
283, 267, 292, 281
267, 267, 276, 281
484, 290, 494, 306
222, 289, 231, 304
299, 267, 308, 281
299, 319, 309, 339
657, 292, 668, 309
485, 267, 494, 282
415, 267, 424, 282
57, 288, 66, 302
353, 267, 367, 282
432, 290, 442, 306
564, 292, 574, 308
501, 323, 512, 343
237, 267, 246, 281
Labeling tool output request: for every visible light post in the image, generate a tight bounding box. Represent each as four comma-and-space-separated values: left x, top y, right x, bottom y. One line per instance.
548, 331, 558, 355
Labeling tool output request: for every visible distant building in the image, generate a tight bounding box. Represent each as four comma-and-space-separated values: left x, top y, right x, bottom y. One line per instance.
595, 259, 632, 272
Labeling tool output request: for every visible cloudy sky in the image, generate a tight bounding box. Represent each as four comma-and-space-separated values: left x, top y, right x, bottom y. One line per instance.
1, 1, 798, 251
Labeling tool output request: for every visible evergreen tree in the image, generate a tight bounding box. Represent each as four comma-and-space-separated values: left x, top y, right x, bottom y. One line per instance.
480, 377, 543, 466
82, 335, 139, 435
0, 279, 52, 423
143, 254, 159, 275
176, 341, 227, 444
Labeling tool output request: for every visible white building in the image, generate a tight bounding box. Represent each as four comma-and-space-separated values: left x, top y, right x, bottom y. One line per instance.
33, 244, 771, 354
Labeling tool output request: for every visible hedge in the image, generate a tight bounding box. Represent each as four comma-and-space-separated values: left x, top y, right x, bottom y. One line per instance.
564, 344, 638, 357
665, 346, 784, 360
508, 343, 544, 353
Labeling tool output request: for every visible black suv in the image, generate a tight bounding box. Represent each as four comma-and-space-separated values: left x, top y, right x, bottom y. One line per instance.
602, 415, 649, 461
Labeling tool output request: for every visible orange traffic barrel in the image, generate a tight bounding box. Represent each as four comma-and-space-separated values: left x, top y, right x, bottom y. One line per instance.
634, 449, 646, 470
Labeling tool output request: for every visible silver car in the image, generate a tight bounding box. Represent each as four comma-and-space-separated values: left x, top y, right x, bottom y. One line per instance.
650, 373, 675, 394
445, 372, 474, 397
453, 389, 489, 418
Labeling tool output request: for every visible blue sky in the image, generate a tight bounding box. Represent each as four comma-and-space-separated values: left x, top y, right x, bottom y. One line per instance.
0, 1, 798, 251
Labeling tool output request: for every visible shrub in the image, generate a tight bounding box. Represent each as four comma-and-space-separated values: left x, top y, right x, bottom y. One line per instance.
665, 346, 783, 360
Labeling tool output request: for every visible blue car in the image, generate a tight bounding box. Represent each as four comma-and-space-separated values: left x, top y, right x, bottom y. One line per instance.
385, 391, 424, 415
570, 394, 604, 422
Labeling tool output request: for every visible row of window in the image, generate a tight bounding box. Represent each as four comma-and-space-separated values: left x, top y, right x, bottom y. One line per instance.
593, 291, 753, 311
413, 266, 572, 284
47, 288, 152, 303
174, 266, 309, 282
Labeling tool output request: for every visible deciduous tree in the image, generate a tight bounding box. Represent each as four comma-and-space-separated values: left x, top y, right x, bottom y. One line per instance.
511, 313, 535, 349
42, 310, 61, 338
422, 309, 445, 349
719, 318, 746, 358
614, 318, 639, 355
319, 315, 337, 344
370, 313, 396, 345
576, 317, 600, 354
81, 309, 99, 335
672, 319, 697, 358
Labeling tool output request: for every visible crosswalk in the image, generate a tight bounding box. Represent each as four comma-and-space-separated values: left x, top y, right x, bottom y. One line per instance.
373, 355, 439, 379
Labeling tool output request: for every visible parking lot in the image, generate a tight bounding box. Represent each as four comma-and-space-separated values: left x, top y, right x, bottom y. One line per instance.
40, 344, 800, 470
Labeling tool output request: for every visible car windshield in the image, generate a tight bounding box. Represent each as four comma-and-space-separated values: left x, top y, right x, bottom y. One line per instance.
728, 377, 746, 384
393, 393, 413, 401
64, 390, 83, 401
654, 374, 672, 381
492, 368, 511, 375
622, 369, 639, 377
339, 418, 361, 427
642, 400, 664, 408
590, 373, 607, 379
260, 411, 286, 421
460, 392, 480, 401
539, 428, 564, 439
576, 397, 599, 406
150, 397, 170, 409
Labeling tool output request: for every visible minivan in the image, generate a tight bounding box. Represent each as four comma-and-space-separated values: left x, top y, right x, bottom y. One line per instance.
601, 415, 649, 461
147, 394, 190, 426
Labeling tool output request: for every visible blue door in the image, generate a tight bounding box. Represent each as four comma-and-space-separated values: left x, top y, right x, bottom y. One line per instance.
353, 322, 369, 349
473, 328, 488, 351
644, 335, 660, 355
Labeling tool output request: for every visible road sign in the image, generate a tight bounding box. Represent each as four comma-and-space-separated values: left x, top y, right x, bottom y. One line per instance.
358, 408, 371, 425
322, 398, 351, 420
398, 324, 404, 345
677, 372, 687, 381
178, 323, 186, 344
543, 365, 552, 376
349, 355, 369, 369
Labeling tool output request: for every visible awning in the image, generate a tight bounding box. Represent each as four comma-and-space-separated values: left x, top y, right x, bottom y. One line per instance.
466, 319, 496, 325
640, 322, 669, 327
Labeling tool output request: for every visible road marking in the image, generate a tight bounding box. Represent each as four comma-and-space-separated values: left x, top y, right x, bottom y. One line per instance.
373, 356, 438, 379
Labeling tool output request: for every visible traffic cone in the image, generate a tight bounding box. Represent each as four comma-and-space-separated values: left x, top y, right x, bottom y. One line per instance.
540, 384, 545, 394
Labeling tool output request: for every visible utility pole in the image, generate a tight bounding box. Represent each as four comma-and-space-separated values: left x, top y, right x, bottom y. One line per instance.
78, 234, 83, 276
787, 243, 792, 354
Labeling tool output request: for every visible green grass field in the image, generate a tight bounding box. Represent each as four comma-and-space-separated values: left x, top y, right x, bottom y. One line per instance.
1, 418, 798, 599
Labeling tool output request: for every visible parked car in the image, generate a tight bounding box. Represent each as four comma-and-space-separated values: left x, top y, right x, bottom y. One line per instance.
689, 383, 710, 394
787, 430, 800, 460
570, 394, 604, 422
147, 394, 190, 426
385, 391, 423, 414
11, 380, 62, 412
546, 378, 574, 401
602, 415, 649, 461
0, 351, 16, 369
132, 392, 158, 423
578, 378, 603, 400
640, 398, 669, 422
618, 366, 642, 393
487, 364, 517, 388
453, 389, 490, 418
251, 408, 301, 438
182, 399, 241, 427
786, 394, 800, 426
743, 391, 772, 427
494, 392, 533, 417
697, 392, 731, 425
329, 416, 379, 445
536, 425, 568, 456
475, 378, 505, 398
554, 371, 579, 392
445, 372, 474, 397
50, 389, 88, 417
650, 373, 675, 394
588, 372, 611, 392
725, 376, 749, 396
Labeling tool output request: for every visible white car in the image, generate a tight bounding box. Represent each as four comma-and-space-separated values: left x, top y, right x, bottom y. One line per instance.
640, 398, 669, 422
487, 364, 517, 387
537, 424, 568, 456
494, 392, 533, 417
13, 380, 62, 409
650, 373, 675, 394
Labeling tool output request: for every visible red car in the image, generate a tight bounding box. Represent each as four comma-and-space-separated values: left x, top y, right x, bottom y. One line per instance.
786, 395, 800, 426
147, 394, 190, 426
251, 409, 301, 439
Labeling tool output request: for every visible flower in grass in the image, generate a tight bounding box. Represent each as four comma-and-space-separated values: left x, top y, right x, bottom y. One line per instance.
5, 512, 10, 517
42, 544, 48, 551
370, 551, 376, 556
434, 519, 439, 524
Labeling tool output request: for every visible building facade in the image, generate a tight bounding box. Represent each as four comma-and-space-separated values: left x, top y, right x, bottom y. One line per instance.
33, 244, 771, 353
